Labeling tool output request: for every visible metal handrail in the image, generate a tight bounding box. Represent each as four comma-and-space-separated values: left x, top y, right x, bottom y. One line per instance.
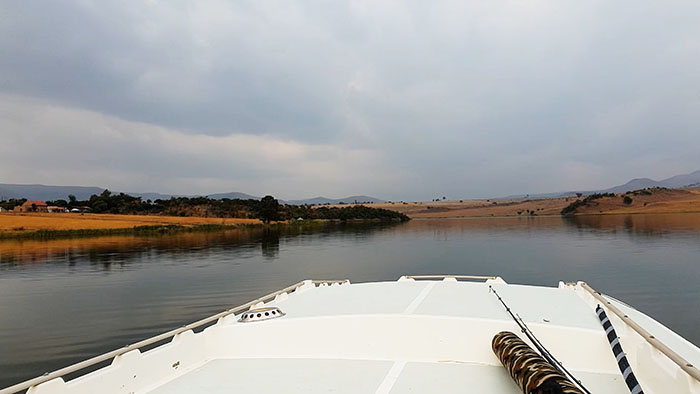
401, 274, 498, 281
0, 279, 349, 394
581, 282, 700, 382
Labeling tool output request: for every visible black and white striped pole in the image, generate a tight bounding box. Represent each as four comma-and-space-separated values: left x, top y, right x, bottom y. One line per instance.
596, 305, 644, 394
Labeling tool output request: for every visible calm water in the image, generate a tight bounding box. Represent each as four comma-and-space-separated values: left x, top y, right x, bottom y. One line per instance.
1, 214, 700, 388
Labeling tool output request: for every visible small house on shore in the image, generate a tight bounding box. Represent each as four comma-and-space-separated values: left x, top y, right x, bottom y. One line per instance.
14, 200, 48, 212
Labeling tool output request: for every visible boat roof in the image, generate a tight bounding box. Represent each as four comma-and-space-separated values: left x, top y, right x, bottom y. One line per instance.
9, 276, 700, 394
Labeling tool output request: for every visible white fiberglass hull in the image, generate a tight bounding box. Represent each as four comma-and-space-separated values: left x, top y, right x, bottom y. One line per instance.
4, 276, 700, 394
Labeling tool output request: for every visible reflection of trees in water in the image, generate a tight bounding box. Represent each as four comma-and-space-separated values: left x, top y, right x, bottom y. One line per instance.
260, 228, 279, 259
563, 214, 700, 238
9, 216, 700, 266
0, 221, 406, 267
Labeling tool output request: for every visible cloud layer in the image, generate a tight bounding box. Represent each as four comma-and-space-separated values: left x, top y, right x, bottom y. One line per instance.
2, 1, 700, 199
0, 94, 403, 198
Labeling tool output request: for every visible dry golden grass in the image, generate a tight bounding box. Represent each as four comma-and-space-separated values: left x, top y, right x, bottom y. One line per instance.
0, 212, 259, 234
345, 188, 700, 218
575, 188, 700, 215
363, 197, 572, 218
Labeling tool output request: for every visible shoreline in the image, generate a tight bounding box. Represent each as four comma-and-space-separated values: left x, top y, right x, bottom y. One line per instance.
411, 210, 700, 220
349, 187, 700, 219
0, 212, 404, 241
0, 212, 262, 240
0, 223, 256, 241
6, 211, 697, 240
3, 187, 700, 240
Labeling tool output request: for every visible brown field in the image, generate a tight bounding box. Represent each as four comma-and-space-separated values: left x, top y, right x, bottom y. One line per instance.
350, 188, 700, 218
0, 212, 259, 235
366, 197, 572, 218
573, 188, 700, 215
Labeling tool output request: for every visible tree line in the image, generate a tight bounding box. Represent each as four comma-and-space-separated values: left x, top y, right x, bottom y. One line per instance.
560, 193, 615, 216
2, 190, 409, 222
0, 198, 27, 211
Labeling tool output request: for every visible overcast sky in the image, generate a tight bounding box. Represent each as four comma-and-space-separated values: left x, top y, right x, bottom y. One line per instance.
1, 1, 700, 200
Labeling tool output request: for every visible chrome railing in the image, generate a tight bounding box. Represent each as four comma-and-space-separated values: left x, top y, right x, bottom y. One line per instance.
0, 279, 349, 394
581, 282, 700, 383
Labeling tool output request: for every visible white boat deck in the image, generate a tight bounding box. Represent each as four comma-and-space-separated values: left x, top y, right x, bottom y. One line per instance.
138, 279, 628, 394
148, 359, 631, 394
14, 277, 700, 394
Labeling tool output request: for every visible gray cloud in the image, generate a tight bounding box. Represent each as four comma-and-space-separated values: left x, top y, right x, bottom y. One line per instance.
1, 1, 700, 200
0, 94, 404, 199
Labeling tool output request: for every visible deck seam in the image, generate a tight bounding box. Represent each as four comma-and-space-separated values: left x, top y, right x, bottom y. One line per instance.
403, 282, 436, 314
373, 361, 406, 394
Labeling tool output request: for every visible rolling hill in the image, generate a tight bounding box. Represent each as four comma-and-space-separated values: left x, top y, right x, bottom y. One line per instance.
0, 183, 383, 206
506, 169, 700, 198
285, 196, 384, 205
0, 184, 105, 201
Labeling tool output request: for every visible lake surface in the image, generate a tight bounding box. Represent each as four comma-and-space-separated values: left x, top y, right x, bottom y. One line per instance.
1, 214, 700, 388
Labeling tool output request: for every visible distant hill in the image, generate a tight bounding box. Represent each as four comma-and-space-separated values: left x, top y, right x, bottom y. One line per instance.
127, 191, 261, 201
0, 183, 383, 205
505, 169, 700, 199
286, 195, 384, 205
127, 192, 181, 201
0, 184, 264, 202
663, 170, 700, 188
601, 170, 700, 193
206, 192, 260, 200
0, 184, 105, 201
601, 178, 661, 194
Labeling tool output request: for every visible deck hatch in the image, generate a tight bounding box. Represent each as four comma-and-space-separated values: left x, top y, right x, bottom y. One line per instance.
239, 307, 285, 323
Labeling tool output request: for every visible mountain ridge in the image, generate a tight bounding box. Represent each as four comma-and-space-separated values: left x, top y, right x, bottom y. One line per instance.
285, 195, 384, 205
0, 184, 383, 205
0, 183, 106, 201
504, 169, 700, 199
4, 170, 700, 204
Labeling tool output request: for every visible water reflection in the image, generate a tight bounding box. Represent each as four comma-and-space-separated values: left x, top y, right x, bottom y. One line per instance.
261, 229, 280, 259
567, 213, 700, 236
1, 215, 699, 389
0, 221, 403, 268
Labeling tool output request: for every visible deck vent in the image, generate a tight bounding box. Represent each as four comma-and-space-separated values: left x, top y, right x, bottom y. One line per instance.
238, 307, 285, 323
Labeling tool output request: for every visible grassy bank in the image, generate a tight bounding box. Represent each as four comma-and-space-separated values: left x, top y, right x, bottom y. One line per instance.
0, 212, 260, 240
0, 212, 404, 241
0, 212, 260, 231
0, 223, 263, 240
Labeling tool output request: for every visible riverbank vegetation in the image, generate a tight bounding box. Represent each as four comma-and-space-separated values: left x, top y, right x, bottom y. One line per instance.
2, 191, 409, 222
0, 213, 259, 239
0, 193, 409, 240
0, 198, 27, 211
560, 193, 615, 216
0, 224, 251, 240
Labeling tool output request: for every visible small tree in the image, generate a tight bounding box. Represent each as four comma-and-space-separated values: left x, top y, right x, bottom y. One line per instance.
623, 196, 633, 205
258, 195, 281, 223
